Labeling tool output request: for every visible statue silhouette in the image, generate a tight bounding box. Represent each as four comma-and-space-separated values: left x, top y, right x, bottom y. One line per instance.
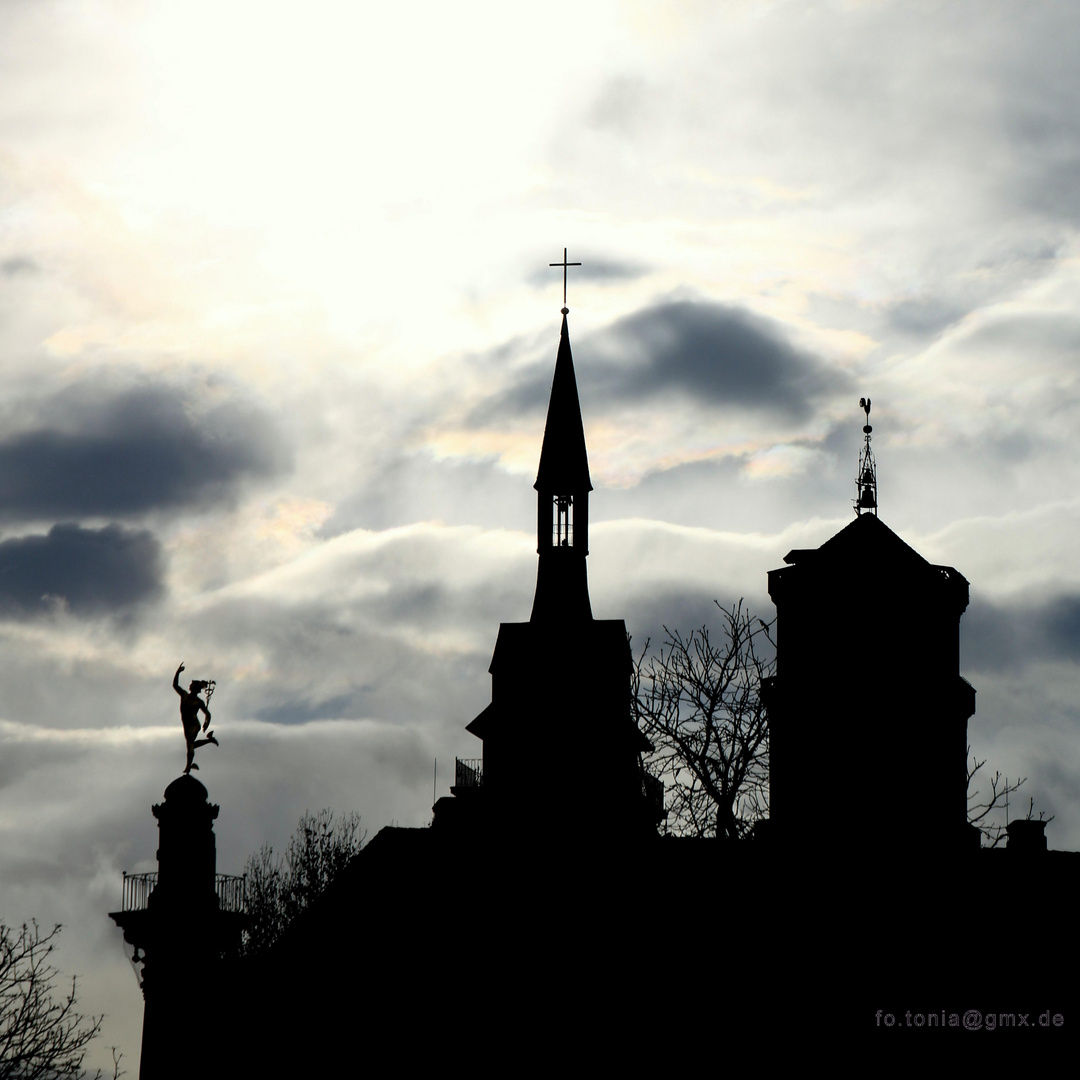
173, 663, 218, 774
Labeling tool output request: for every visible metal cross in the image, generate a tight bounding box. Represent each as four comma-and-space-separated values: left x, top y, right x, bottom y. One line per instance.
549, 247, 581, 308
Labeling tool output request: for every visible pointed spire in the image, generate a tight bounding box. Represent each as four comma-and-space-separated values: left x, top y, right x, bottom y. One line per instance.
534, 313, 593, 494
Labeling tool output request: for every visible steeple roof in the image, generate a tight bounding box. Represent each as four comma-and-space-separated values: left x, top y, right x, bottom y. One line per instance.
534, 314, 593, 493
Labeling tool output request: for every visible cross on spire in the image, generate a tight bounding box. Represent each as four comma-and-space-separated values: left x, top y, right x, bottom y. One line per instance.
549, 247, 581, 313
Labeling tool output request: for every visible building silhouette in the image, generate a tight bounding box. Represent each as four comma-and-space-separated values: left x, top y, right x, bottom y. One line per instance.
767, 512, 977, 855
109, 776, 244, 1080
445, 311, 662, 841
767, 400, 977, 854
112, 328, 1080, 1074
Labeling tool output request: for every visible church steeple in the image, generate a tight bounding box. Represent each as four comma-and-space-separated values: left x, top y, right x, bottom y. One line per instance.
446, 264, 663, 843
530, 311, 593, 623
535, 314, 592, 495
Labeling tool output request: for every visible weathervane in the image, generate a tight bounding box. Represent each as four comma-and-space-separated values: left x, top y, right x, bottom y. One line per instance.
855, 397, 877, 516
549, 247, 581, 314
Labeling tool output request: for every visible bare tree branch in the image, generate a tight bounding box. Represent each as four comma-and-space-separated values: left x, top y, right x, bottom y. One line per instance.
632, 600, 773, 841
965, 748, 1053, 847
0, 921, 115, 1080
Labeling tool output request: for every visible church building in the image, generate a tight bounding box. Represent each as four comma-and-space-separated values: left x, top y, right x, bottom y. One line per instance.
442, 306, 662, 842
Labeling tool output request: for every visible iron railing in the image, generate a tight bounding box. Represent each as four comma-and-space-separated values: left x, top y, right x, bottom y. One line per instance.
215, 874, 247, 913
454, 757, 484, 789
121, 872, 156, 912
121, 871, 247, 913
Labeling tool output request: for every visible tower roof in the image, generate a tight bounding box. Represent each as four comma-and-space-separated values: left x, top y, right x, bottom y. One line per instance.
772, 512, 970, 614
534, 314, 593, 493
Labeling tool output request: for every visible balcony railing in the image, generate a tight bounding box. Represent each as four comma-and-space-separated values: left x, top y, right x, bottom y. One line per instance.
121, 871, 247, 913
454, 757, 484, 790
216, 874, 247, 913
121, 871, 156, 912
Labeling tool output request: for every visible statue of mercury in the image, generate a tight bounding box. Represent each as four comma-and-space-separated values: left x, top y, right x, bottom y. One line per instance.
173, 662, 219, 774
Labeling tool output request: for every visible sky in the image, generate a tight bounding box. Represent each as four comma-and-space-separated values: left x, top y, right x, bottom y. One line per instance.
3, 0, 1080, 1066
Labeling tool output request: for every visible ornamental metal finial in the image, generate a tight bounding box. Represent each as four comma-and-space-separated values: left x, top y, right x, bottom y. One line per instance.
855, 397, 877, 516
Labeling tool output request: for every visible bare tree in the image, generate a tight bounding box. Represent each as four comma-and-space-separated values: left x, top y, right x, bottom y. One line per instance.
967, 748, 1053, 847
242, 809, 365, 956
0, 921, 124, 1080
635, 603, 1055, 848
632, 600, 773, 841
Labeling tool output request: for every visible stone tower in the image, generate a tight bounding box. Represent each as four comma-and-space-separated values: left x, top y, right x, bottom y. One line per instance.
765, 407, 977, 856
110, 776, 245, 1079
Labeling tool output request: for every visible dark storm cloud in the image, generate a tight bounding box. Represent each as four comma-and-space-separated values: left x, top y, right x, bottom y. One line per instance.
590, 302, 848, 415
471, 301, 849, 425
963, 592, 1080, 674
1041, 596, 1080, 661
0, 523, 163, 618
0, 381, 288, 521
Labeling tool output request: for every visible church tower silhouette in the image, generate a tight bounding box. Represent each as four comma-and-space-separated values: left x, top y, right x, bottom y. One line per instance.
765, 403, 977, 855
530, 311, 593, 622
450, 309, 661, 840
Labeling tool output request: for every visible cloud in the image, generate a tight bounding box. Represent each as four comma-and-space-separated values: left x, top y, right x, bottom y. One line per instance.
884, 296, 969, 338
167, 522, 534, 728
526, 254, 649, 290
0, 523, 163, 619
587, 76, 650, 134
471, 300, 849, 425
590, 302, 849, 413
961, 590, 1080, 676
0, 380, 288, 521
320, 451, 533, 537
253, 692, 368, 725
0, 257, 37, 276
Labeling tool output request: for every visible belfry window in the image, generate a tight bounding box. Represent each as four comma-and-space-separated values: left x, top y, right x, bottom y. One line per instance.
553, 495, 573, 547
